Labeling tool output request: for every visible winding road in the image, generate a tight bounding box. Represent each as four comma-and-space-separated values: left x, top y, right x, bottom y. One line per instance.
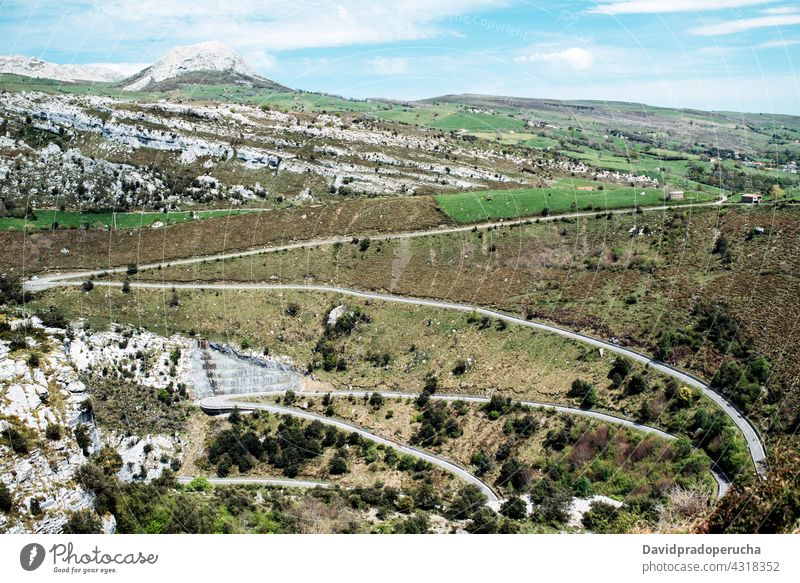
59, 278, 766, 478
199, 392, 502, 503
22, 198, 761, 486
199, 390, 731, 499
23, 201, 723, 290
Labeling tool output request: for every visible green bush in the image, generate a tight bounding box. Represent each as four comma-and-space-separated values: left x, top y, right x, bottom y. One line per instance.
37, 306, 68, 328
626, 374, 648, 395
0, 482, 12, 512
63, 509, 103, 534
468, 507, 500, 533
452, 359, 468, 375
329, 454, 348, 475
27, 352, 41, 368
393, 512, 429, 534
412, 402, 462, 446
500, 496, 528, 520
94, 446, 123, 475
530, 487, 571, 526
45, 423, 63, 440
471, 450, 494, 475
208, 428, 263, 474
573, 476, 593, 497
498, 459, 531, 491
712, 360, 762, 411
484, 395, 513, 418
446, 485, 487, 520
2, 423, 33, 454
0, 274, 24, 305
410, 483, 440, 510
571, 378, 598, 408
74, 424, 92, 455
582, 501, 622, 533
582, 386, 598, 409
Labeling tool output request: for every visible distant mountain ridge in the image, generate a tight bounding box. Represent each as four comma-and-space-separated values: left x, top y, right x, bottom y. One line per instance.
0, 41, 290, 93
423, 93, 800, 122
0, 55, 124, 83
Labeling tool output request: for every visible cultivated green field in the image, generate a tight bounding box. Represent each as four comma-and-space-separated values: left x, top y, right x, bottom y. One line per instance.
373, 106, 526, 131
0, 74, 156, 100
435, 185, 716, 223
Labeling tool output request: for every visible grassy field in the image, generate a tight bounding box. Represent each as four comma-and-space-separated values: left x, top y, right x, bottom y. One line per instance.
372, 106, 526, 132
173, 85, 388, 113
435, 185, 716, 223
0, 195, 449, 274
33, 286, 619, 405
0, 74, 391, 115
0, 74, 157, 100
0, 208, 265, 231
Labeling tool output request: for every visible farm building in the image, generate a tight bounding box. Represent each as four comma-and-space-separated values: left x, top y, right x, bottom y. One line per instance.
741, 193, 763, 204
665, 190, 684, 201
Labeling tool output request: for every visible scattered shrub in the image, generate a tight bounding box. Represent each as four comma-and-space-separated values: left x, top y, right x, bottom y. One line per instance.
45, 423, 63, 440
63, 509, 103, 534
0, 482, 12, 512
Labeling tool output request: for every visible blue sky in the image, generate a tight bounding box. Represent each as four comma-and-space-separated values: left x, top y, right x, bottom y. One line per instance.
1, 0, 799, 113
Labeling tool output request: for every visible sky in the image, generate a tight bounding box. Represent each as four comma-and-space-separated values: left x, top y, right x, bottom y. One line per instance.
0, 0, 799, 113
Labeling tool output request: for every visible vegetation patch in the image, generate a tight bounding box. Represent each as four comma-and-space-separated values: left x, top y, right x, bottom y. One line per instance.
86, 375, 192, 436
435, 185, 714, 223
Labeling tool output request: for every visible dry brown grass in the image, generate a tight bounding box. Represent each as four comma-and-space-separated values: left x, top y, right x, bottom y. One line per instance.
291, 396, 563, 488
33, 286, 617, 408
142, 206, 800, 433
655, 485, 713, 533
0, 195, 449, 274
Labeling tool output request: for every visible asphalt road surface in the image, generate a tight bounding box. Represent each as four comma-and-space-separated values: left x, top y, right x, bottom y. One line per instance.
200, 390, 731, 498
71, 278, 765, 479
199, 393, 501, 503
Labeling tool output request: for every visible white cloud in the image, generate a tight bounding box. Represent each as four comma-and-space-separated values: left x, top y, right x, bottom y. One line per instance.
368, 57, 410, 75
244, 52, 278, 70
691, 13, 800, 35
80, 0, 502, 52
515, 47, 595, 71
758, 38, 800, 48
590, 0, 771, 15
761, 6, 800, 15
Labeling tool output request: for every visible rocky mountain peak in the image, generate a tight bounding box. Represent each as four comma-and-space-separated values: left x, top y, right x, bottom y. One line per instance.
121, 41, 267, 91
